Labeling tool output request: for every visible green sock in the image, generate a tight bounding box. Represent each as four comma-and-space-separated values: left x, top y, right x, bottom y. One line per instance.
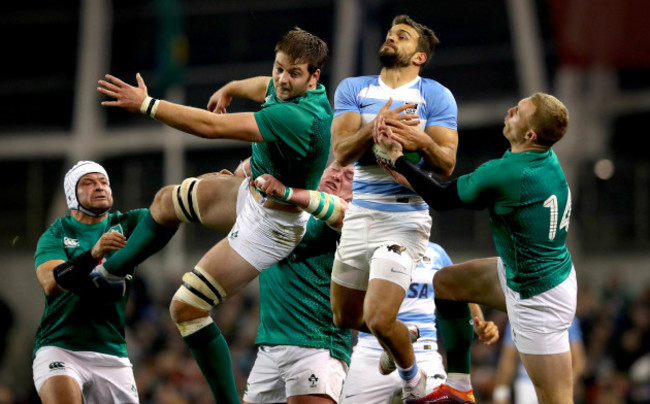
435, 298, 473, 374
184, 323, 240, 404
103, 212, 177, 276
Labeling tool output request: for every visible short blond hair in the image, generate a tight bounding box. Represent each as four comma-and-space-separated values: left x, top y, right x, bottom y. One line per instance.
529, 93, 569, 146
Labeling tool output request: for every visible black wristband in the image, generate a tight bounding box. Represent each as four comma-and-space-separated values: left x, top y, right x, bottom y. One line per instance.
53, 250, 98, 289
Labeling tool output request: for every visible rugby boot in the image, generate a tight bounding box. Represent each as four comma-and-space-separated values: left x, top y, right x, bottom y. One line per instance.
404, 383, 476, 403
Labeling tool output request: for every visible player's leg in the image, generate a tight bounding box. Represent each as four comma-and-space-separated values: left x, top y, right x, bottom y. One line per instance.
170, 182, 309, 403
507, 266, 577, 404
520, 352, 573, 404
33, 347, 85, 404
330, 262, 367, 332
433, 257, 506, 310
101, 172, 242, 277
38, 377, 82, 404
170, 238, 259, 404
420, 257, 504, 401
366, 242, 425, 399
330, 204, 372, 332
162, 172, 243, 230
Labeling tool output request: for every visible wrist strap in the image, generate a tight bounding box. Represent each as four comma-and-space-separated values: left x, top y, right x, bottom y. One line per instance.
139, 96, 160, 118
282, 187, 294, 201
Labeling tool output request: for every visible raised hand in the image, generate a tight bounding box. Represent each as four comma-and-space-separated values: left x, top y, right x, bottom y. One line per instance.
98, 73, 149, 113
384, 117, 430, 151
376, 98, 420, 123
207, 87, 232, 114
91, 231, 127, 260
372, 116, 404, 162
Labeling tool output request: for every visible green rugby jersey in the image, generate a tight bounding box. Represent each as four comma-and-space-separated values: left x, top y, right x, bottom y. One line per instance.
33, 209, 148, 358
457, 149, 572, 298
256, 217, 351, 365
251, 81, 332, 191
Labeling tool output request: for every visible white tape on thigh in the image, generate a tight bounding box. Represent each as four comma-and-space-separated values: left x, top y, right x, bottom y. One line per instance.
172, 177, 202, 223
172, 266, 227, 311
369, 242, 415, 291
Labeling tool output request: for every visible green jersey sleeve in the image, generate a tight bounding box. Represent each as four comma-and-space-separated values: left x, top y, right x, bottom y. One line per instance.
34, 224, 66, 269
254, 102, 312, 156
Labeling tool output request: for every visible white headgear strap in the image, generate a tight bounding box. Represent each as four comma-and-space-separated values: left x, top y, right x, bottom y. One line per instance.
64, 161, 110, 217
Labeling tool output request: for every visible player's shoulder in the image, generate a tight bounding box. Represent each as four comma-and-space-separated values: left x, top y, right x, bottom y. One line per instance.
338, 75, 379, 90
419, 77, 455, 98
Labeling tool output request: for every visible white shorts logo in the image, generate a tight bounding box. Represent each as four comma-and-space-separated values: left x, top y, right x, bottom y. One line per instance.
308, 374, 319, 388
49, 361, 65, 371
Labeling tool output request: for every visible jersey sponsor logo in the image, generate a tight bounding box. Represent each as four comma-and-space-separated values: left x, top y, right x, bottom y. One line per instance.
308, 374, 319, 388
229, 230, 239, 240
108, 224, 124, 235
404, 103, 419, 115
386, 244, 406, 255
49, 361, 65, 370
390, 267, 407, 275
63, 237, 79, 249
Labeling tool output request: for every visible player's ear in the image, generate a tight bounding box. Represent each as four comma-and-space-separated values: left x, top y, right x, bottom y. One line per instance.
412, 52, 427, 68
526, 130, 538, 142
309, 69, 321, 87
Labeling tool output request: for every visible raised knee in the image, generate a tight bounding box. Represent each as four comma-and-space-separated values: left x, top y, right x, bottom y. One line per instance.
169, 298, 191, 324
433, 268, 455, 300
150, 186, 178, 225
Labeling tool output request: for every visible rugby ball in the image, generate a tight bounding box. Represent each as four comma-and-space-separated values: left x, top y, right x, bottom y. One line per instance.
372, 144, 420, 167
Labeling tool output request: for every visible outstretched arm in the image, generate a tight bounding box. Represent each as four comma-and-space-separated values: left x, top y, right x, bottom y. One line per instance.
98, 73, 263, 142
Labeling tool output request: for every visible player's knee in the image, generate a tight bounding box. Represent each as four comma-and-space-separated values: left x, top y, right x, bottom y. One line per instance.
150, 185, 180, 226
170, 266, 227, 323
432, 267, 457, 300
364, 308, 394, 339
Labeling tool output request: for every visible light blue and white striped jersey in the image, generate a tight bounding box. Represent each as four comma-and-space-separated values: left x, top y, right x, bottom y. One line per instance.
333, 75, 457, 212
356, 242, 453, 353
504, 318, 583, 381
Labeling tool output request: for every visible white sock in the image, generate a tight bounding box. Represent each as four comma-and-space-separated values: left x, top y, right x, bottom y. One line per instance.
405, 370, 422, 387
445, 372, 472, 392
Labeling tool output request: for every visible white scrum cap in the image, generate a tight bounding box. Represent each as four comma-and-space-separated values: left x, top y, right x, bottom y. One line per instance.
64, 161, 109, 211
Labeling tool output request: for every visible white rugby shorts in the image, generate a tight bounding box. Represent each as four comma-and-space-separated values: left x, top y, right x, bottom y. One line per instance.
243, 345, 348, 403
497, 258, 577, 355
33, 346, 138, 403
228, 180, 309, 271
332, 203, 431, 291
